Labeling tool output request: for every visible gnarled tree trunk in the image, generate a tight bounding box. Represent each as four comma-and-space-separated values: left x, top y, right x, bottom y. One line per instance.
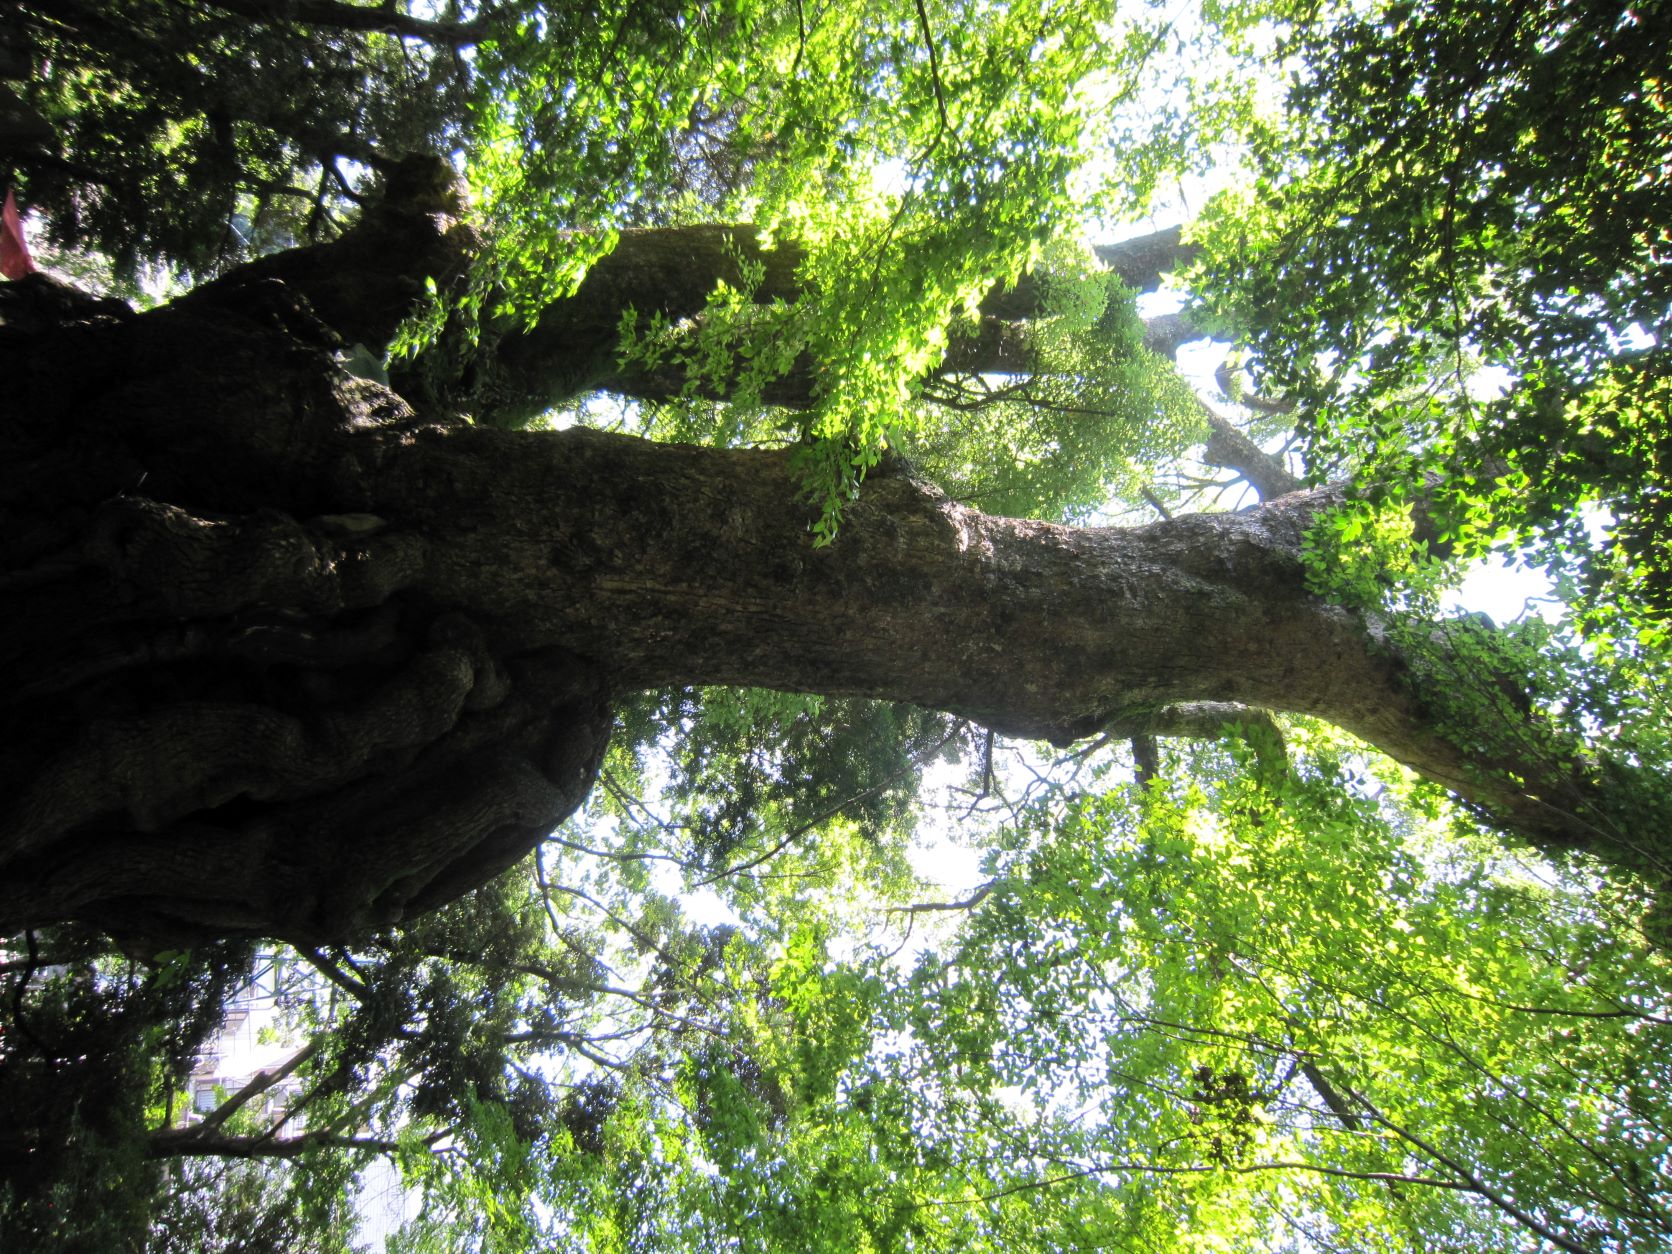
0, 178, 1630, 947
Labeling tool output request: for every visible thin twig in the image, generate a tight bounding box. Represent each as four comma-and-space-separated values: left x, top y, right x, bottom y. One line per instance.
912, 0, 951, 133
889, 881, 998, 916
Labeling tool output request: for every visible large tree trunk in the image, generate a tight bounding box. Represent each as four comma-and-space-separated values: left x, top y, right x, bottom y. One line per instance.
0, 190, 1627, 948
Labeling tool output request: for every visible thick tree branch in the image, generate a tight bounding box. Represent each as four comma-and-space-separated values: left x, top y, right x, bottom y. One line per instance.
191, 181, 1194, 422
500, 222, 1197, 418
183, 1041, 321, 1137
1300, 1061, 1364, 1132
1096, 702, 1288, 775
200, 0, 491, 44
1131, 735, 1161, 788
1214, 360, 1296, 416
147, 1126, 445, 1161
1201, 410, 1302, 501
1143, 309, 1203, 357
355, 423, 1621, 861
1094, 226, 1196, 292
1095, 701, 1284, 748
299, 948, 370, 1000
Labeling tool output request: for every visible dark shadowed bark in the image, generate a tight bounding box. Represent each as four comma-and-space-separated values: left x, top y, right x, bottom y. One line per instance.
0, 273, 610, 945
0, 179, 1629, 947
1093, 226, 1196, 293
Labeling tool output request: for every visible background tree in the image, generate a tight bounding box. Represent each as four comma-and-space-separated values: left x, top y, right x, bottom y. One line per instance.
1189, 0, 1672, 642
2, 0, 1670, 1249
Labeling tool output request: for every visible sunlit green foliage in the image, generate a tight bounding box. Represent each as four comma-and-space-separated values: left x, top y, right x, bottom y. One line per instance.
1298, 483, 1672, 920
434, 0, 1208, 532
899, 737, 1672, 1252
8, 0, 1672, 1250
607, 689, 960, 882
558, 733, 1671, 1252
613, 245, 1204, 521
886, 248, 1205, 520
1189, 0, 1672, 627
1185, 0, 1672, 900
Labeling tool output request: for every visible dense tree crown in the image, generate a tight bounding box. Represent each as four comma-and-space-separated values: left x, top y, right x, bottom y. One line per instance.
2, 0, 1671, 1250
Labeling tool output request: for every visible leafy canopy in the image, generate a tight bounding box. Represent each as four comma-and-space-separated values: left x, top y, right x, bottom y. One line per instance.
5, 0, 1672, 1251
1190, 0, 1672, 630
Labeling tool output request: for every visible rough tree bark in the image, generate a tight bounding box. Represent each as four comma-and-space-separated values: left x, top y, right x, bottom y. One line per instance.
0, 169, 1624, 947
